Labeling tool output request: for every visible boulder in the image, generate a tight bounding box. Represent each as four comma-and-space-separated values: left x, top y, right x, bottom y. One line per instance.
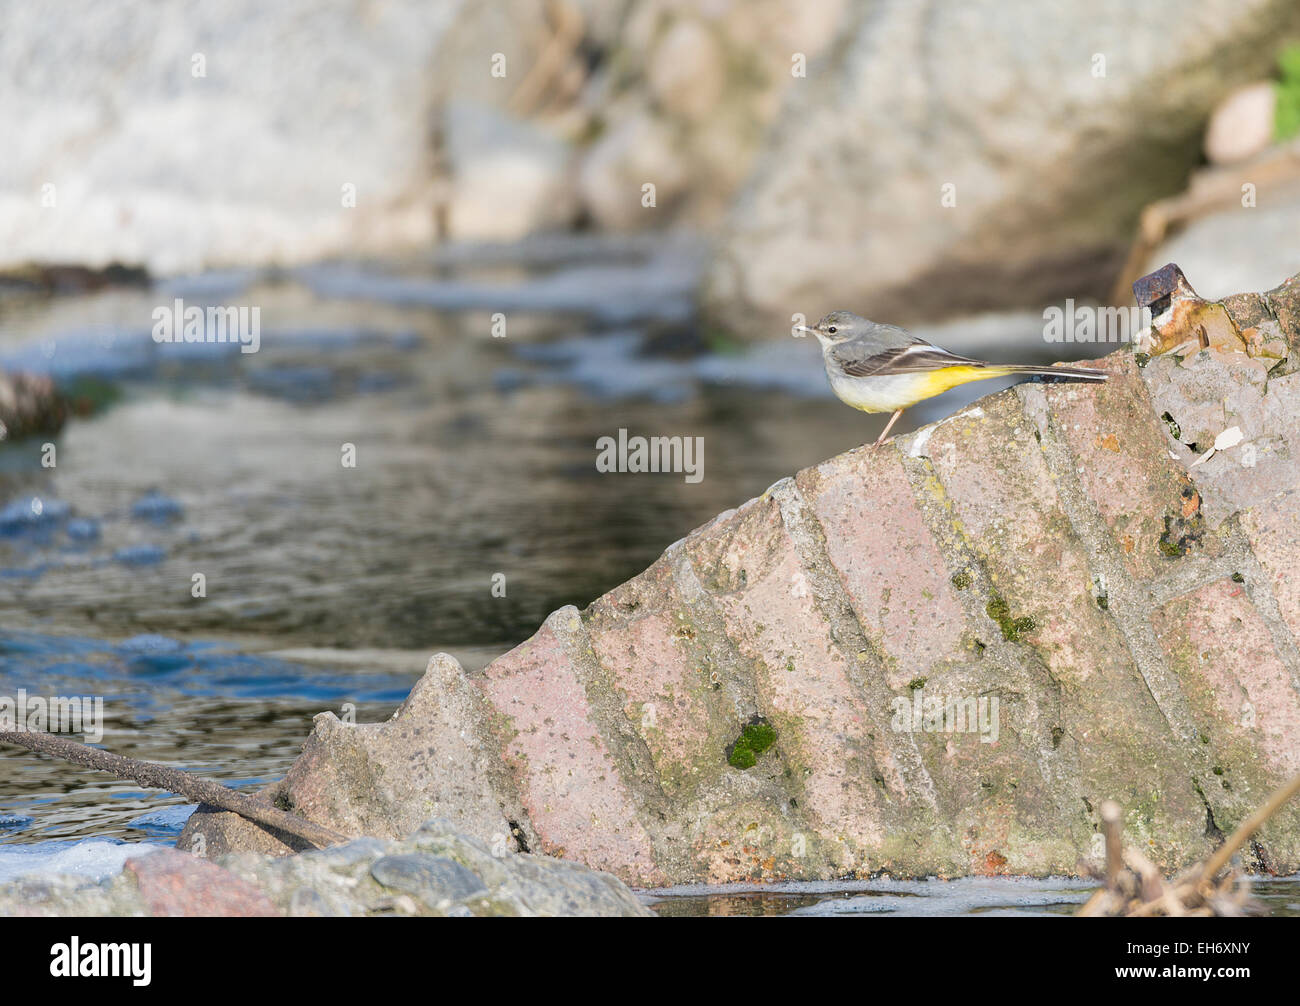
10, 0, 1292, 300
0, 0, 465, 274
1204, 82, 1278, 165
183, 269, 1300, 886
444, 101, 579, 240
702, 0, 1300, 336
0, 819, 650, 917
0, 0, 596, 272
573, 0, 845, 231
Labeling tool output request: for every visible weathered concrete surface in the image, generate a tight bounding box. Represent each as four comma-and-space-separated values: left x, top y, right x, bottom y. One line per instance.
1, 819, 649, 917
183, 272, 1300, 885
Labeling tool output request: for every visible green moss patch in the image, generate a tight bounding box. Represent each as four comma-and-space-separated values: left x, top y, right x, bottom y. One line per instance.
726, 716, 778, 769
986, 593, 1035, 642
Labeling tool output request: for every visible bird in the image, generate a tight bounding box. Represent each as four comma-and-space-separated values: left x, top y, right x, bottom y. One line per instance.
796, 311, 1108, 446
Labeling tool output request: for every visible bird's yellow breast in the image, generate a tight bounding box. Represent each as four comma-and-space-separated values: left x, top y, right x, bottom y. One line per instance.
828, 365, 1011, 413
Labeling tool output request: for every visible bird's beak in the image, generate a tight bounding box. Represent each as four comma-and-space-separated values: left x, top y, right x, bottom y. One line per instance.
793, 325, 816, 338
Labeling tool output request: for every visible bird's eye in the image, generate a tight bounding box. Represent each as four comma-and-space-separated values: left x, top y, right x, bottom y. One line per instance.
827, 326, 837, 334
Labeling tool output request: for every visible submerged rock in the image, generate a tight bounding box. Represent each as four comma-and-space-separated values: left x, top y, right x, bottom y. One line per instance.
182, 269, 1300, 886
0, 371, 65, 441
0, 819, 649, 917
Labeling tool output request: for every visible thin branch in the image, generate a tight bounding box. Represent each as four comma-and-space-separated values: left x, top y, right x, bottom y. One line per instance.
1197, 770, 1300, 886
0, 730, 349, 850
1100, 799, 1122, 890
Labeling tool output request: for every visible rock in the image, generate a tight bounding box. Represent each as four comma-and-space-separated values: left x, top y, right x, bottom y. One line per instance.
444, 101, 579, 240
178, 653, 535, 858
287, 887, 336, 918
369, 853, 489, 905
0, 876, 143, 918
183, 269, 1300, 886
6, 0, 1297, 290
647, 19, 724, 122
0, 0, 549, 274
0, 820, 650, 917
1110, 138, 1300, 303
1139, 179, 1300, 301
125, 849, 279, 917
702, 0, 1300, 337
575, 0, 845, 230
0, 371, 65, 441
578, 113, 690, 231
0, 0, 655, 270
1204, 82, 1278, 164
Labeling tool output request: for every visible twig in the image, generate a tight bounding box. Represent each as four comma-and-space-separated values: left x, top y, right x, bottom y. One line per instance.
1101, 799, 1122, 890
0, 730, 349, 850
508, 0, 584, 117
1197, 770, 1300, 886
1078, 771, 1300, 916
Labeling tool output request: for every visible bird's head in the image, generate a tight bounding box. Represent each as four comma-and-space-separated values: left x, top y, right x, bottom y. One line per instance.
795, 311, 870, 346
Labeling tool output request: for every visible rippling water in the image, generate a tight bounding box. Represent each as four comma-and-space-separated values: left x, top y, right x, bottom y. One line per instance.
0, 632, 416, 841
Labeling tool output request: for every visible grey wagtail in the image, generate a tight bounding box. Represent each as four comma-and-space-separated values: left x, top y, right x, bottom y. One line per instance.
797, 311, 1108, 445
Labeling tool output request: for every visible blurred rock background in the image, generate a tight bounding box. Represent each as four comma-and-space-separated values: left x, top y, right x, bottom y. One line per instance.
5, 0, 1300, 333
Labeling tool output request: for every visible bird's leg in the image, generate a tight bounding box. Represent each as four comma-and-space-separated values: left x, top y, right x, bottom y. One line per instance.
873, 409, 904, 446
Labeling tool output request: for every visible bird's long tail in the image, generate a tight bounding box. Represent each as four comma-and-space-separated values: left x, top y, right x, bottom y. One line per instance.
990, 364, 1108, 381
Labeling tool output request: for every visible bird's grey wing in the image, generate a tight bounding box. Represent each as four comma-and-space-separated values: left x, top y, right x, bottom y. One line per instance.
832, 339, 987, 378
